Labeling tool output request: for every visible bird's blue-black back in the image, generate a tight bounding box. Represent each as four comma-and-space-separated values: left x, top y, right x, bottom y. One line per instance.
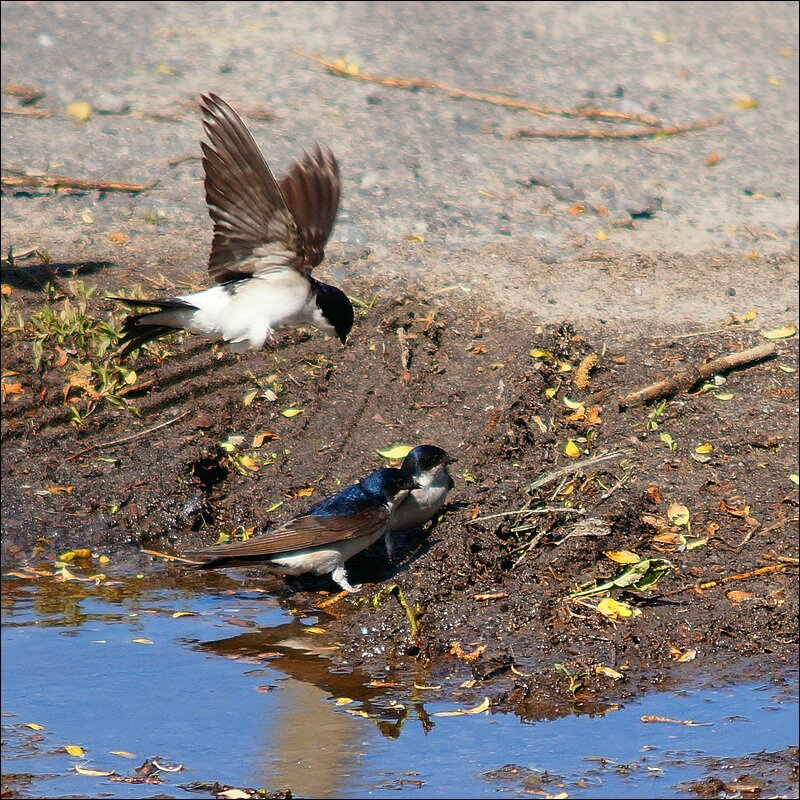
307, 468, 410, 517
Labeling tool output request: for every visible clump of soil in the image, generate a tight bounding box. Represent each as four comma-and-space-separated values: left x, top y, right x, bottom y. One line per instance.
1, 264, 798, 706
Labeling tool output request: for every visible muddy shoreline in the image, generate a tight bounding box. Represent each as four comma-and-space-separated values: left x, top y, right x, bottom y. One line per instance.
2, 264, 798, 718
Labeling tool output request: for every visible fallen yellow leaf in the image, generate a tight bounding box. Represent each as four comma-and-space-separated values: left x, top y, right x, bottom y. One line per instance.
64, 744, 85, 757
238, 454, 259, 471
66, 101, 92, 122
605, 550, 640, 564
667, 502, 690, 527
75, 765, 114, 777
761, 325, 796, 340
564, 440, 581, 458
377, 444, 413, 460
732, 95, 759, 110
252, 431, 278, 448
334, 697, 354, 706
594, 665, 624, 680
596, 597, 640, 619
432, 697, 491, 717
281, 407, 303, 418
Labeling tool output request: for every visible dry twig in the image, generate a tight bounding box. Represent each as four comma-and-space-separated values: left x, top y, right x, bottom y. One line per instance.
67, 411, 191, 461
296, 49, 660, 125
2, 84, 46, 104
2, 171, 155, 194
2, 108, 51, 118
140, 548, 200, 565
669, 563, 792, 596
619, 342, 776, 408
396, 327, 411, 372
509, 117, 721, 140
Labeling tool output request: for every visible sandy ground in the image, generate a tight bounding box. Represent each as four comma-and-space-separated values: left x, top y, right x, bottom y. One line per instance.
2, 1, 798, 326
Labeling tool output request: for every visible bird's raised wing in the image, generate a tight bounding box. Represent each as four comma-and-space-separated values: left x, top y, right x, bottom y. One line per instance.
186, 507, 389, 564
278, 144, 340, 272
201, 93, 302, 283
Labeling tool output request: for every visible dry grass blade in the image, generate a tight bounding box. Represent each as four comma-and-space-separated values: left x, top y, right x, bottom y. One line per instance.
296, 49, 660, 124
527, 448, 635, 492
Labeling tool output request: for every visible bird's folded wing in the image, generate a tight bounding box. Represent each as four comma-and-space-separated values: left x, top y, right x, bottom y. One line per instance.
201, 93, 303, 283
186, 507, 389, 562
278, 144, 340, 272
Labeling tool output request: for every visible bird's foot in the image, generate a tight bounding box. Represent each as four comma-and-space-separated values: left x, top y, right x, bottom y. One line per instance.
331, 565, 361, 593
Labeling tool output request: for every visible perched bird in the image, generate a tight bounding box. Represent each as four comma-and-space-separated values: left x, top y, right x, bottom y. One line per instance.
186, 468, 418, 593
386, 445, 456, 560
117, 93, 353, 358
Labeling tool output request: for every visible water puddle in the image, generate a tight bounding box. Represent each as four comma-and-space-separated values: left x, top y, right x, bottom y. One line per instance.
2, 569, 798, 799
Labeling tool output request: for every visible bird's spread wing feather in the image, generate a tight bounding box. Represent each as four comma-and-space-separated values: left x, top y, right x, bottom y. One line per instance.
187, 507, 389, 563
201, 93, 302, 283
278, 145, 340, 272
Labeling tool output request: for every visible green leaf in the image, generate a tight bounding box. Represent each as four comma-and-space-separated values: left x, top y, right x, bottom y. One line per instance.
569, 558, 673, 598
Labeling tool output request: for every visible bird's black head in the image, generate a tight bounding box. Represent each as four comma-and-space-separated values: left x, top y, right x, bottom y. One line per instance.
314, 280, 354, 344
361, 467, 419, 502
401, 445, 455, 477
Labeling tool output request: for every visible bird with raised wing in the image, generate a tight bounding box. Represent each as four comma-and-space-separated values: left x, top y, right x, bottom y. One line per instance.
186, 468, 417, 593
117, 93, 353, 357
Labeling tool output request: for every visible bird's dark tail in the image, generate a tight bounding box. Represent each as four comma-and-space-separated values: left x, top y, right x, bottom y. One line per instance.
113, 297, 197, 359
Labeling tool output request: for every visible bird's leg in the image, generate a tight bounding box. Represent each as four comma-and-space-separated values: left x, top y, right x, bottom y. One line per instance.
331, 565, 360, 593
384, 531, 397, 564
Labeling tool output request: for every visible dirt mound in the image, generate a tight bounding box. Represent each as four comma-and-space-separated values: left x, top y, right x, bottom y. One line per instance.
1, 270, 797, 703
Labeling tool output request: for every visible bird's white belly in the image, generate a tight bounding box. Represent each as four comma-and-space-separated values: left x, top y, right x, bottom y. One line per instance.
267, 528, 387, 576
181, 272, 313, 351
390, 484, 449, 531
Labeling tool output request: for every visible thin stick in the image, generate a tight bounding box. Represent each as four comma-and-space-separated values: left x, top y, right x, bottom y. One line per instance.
1, 84, 46, 104
510, 118, 722, 140
140, 548, 200, 564
468, 506, 584, 524
296, 49, 660, 125
652, 327, 736, 340
397, 327, 411, 372
527, 448, 634, 492
619, 342, 776, 408
2, 108, 51, 118
316, 590, 351, 609
67, 411, 191, 460
168, 153, 202, 167
668, 563, 790, 595
1, 172, 155, 194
